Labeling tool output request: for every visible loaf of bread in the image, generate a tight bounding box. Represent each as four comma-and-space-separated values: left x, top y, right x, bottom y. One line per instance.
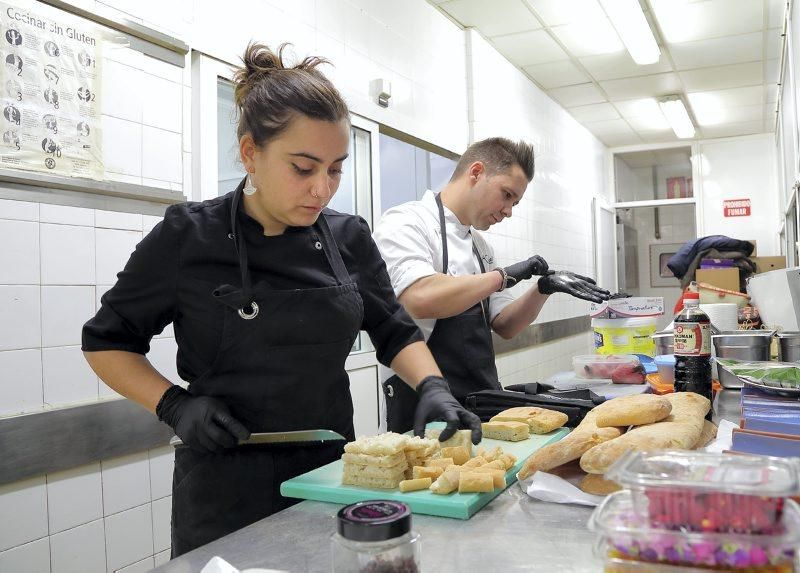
594, 394, 672, 428
694, 419, 718, 449
518, 401, 625, 480
491, 406, 568, 434
458, 472, 494, 493
481, 421, 530, 441
579, 392, 711, 474
399, 477, 432, 492
579, 473, 622, 496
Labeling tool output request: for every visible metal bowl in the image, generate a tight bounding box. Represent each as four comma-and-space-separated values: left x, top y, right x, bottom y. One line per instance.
652, 331, 674, 355
712, 331, 775, 389
778, 332, 800, 362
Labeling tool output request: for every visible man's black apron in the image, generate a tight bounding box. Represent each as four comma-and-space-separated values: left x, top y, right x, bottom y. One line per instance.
383, 193, 500, 433
171, 183, 363, 556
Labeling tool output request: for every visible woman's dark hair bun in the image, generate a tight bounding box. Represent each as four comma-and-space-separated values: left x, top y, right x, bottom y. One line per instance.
232, 41, 349, 145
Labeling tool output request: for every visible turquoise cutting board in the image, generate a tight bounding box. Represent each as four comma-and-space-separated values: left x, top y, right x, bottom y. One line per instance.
280, 423, 570, 519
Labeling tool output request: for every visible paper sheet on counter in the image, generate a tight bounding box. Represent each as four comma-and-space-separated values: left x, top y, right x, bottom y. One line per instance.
517, 419, 738, 507
201, 556, 286, 573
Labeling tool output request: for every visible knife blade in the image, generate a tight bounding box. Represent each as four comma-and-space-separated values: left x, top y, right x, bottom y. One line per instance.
169, 429, 347, 448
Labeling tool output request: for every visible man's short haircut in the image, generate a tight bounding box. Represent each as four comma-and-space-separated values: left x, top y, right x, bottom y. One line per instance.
451, 137, 535, 182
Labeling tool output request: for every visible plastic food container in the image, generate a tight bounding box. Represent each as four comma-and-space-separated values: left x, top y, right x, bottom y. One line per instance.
574, 354, 641, 380
606, 451, 800, 534
593, 317, 658, 356
331, 500, 420, 573
590, 491, 800, 571
654, 355, 676, 384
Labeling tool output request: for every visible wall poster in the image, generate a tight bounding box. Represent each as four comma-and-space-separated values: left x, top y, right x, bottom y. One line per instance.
0, 0, 103, 179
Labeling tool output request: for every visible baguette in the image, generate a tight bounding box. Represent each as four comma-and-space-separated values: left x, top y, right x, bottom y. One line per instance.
412, 465, 444, 480
429, 470, 460, 494
400, 477, 432, 492
440, 446, 470, 465
694, 419, 718, 449
518, 401, 625, 480
594, 394, 672, 427
579, 393, 711, 474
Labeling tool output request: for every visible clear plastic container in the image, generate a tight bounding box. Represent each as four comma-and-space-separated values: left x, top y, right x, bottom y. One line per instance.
331, 500, 420, 572
590, 491, 800, 571
606, 451, 800, 534
574, 354, 641, 380
654, 354, 676, 384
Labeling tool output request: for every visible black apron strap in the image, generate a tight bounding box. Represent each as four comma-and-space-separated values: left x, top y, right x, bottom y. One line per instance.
315, 213, 352, 286
227, 180, 256, 316
435, 193, 490, 326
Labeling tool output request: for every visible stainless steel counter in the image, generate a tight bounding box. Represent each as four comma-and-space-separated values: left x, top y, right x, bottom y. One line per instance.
153, 390, 741, 573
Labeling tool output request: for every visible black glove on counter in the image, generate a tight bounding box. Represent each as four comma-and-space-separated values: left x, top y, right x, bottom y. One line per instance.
156, 385, 250, 453
413, 376, 482, 444
538, 270, 611, 304
502, 255, 549, 288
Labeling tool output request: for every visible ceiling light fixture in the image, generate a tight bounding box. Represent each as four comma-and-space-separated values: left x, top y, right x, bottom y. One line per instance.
658, 95, 696, 139
598, 0, 661, 65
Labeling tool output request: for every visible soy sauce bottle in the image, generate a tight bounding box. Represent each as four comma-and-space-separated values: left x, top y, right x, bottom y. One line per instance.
673, 292, 713, 420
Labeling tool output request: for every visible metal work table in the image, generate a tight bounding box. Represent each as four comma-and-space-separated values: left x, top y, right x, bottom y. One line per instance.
154, 390, 741, 573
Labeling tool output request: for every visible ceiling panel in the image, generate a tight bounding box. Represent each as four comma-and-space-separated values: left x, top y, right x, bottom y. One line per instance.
679, 62, 763, 92
578, 51, 672, 81
669, 32, 764, 70
650, 0, 763, 44
549, 19, 625, 58
567, 102, 620, 122
522, 0, 606, 27
549, 82, 607, 107
687, 85, 765, 108
429, 0, 781, 145
701, 120, 766, 139
523, 59, 589, 88
600, 73, 682, 101
491, 29, 568, 66
439, 0, 542, 38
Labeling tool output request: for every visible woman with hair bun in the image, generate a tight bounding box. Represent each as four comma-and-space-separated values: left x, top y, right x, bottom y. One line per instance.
81, 42, 480, 557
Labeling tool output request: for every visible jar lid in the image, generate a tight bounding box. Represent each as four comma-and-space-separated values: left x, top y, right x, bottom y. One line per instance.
337, 500, 411, 542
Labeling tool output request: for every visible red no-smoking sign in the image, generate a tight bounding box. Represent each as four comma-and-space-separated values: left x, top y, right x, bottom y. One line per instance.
723, 198, 751, 217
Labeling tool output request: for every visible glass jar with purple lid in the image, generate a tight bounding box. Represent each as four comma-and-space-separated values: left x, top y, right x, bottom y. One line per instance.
331, 500, 420, 572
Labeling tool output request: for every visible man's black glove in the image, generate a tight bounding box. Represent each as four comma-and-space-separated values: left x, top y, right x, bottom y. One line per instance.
538, 270, 611, 304
413, 376, 482, 444
156, 385, 250, 453
501, 255, 549, 289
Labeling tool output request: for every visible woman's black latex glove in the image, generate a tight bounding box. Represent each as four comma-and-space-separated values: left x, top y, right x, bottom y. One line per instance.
502, 255, 549, 288
537, 270, 611, 304
413, 376, 482, 444
156, 385, 250, 453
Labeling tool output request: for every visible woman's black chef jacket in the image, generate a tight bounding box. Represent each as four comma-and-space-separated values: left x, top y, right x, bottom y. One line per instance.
82, 191, 423, 556
82, 192, 422, 388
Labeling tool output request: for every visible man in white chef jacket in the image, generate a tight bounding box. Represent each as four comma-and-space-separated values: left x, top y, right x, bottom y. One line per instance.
373, 137, 610, 433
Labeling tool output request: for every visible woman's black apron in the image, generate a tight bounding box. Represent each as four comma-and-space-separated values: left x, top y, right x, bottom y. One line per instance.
382, 193, 500, 433
171, 183, 363, 556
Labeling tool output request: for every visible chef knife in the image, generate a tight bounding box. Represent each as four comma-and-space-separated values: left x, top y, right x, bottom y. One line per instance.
169, 429, 347, 448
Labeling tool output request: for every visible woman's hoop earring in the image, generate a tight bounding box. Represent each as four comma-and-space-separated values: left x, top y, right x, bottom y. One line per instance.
243, 173, 257, 196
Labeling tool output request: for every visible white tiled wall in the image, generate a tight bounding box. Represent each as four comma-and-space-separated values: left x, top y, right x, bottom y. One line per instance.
0, 200, 177, 570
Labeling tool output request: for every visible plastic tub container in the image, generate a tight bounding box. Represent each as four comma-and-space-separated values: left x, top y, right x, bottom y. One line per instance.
606, 451, 800, 534
654, 355, 676, 384
573, 354, 640, 380
590, 491, 800, 571
331, 500, 420, 573
593, 317, 658, 356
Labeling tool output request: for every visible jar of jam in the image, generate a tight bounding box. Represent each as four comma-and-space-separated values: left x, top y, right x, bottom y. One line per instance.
331, 500, 420, 572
